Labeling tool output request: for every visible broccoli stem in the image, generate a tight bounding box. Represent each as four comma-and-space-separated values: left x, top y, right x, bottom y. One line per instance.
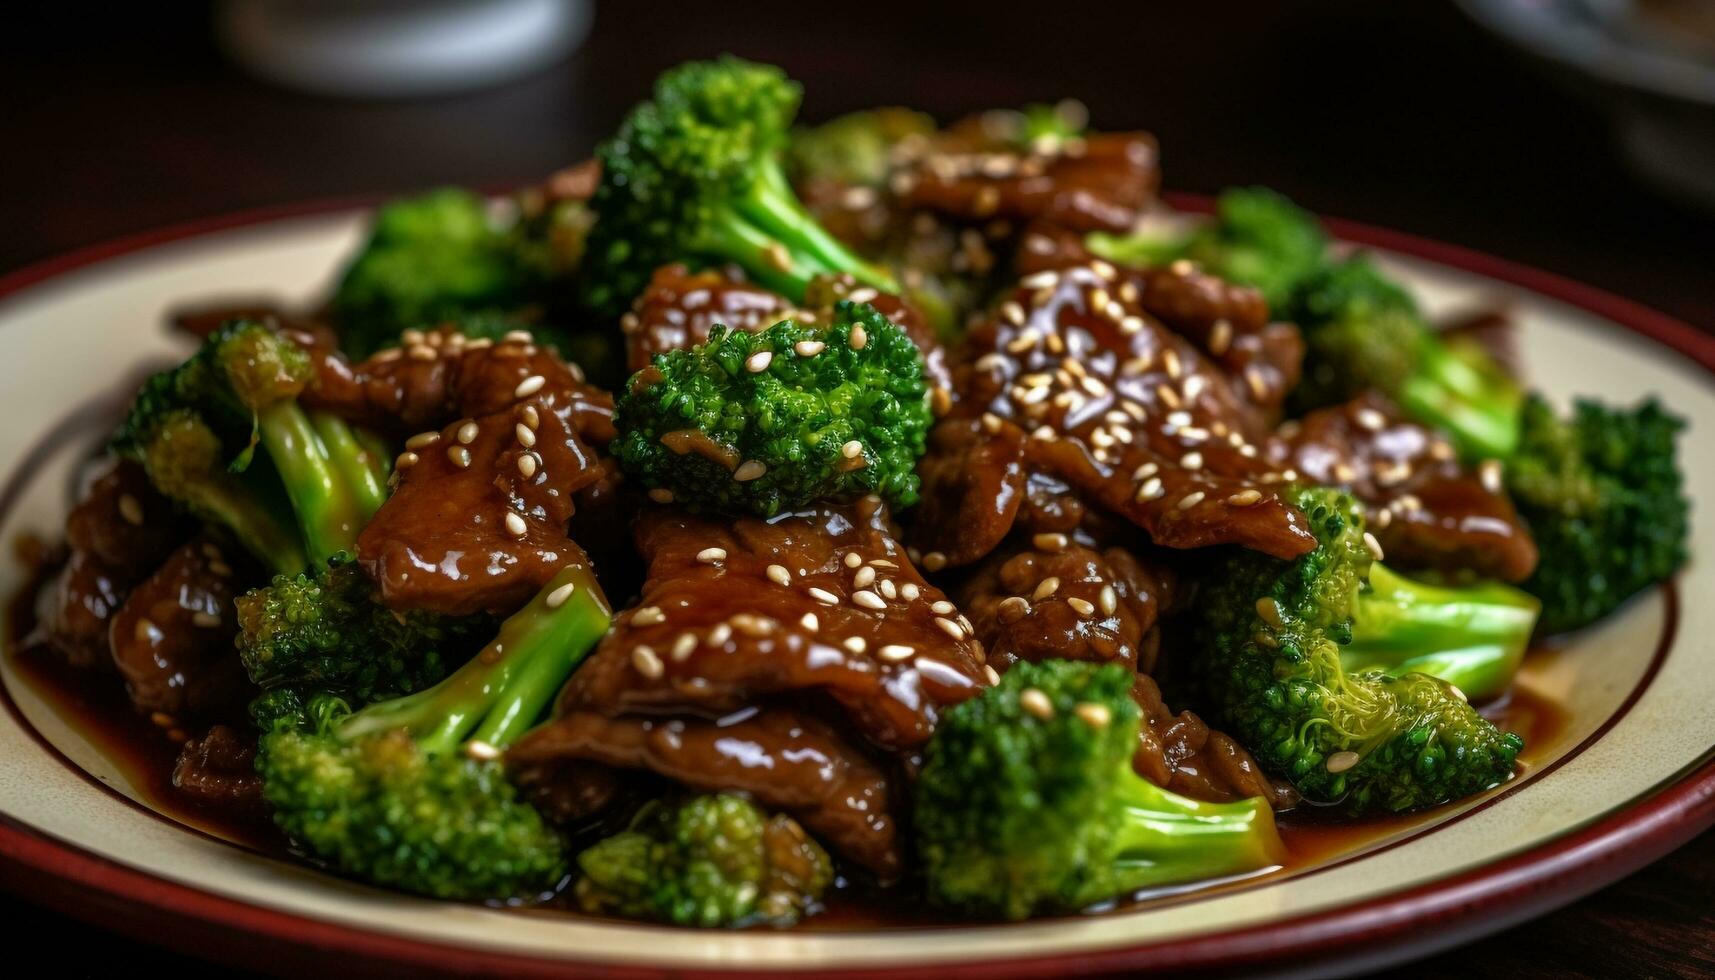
1110, 767, 1284, 889
308, 410, 390, 517
338, 563, 612, 754
717, 165, 899, 300
1343, 563, 1539, 701
189, 465, 310, 576
1396, 337, 1523, 461
253, 401, 365, 563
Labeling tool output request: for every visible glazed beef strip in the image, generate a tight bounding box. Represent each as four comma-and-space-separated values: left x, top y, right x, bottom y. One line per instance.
172, 723, 264, 810
1271, 393, 1539, 582
39, 460, 190, 670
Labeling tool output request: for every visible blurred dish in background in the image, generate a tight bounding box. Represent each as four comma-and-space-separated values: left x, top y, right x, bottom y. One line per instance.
1459, 0, 1715, 209
216, 0, 591, 99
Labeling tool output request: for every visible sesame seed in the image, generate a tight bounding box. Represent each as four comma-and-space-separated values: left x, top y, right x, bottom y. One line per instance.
1020, 688, 1055, 719
406, 430, 441, 450
1067, 597, 1095, 616
396, 451, 419, 469
1364, 531, 1386, 561
504, 329, 534, 344
733, 460, 767, 482
998, 595, 1030, 623
633, 606, 665, 626
842, 636, 867, 654
707, 623, 733, 646
1162, 348, 1182, 379
1136, 477, 1164, 503
853, 566, 876, 588
846, 323, 870, 350
763, 241, 793, 272
1033, 577, 1061, 601
1178, 491, 1206, 511
208, 561, 233, 577
631, 645, 664, 679
879, 644, 915, 663
766, 564, 791, 586
1000, 300, 1026, 325
731, 614, 774, 637
465, 740, 502, 761
409, 345, 437, 362
504, 512, 528, 538
671, 633, 698, 661
809, 587, 840, 605
1255, 597, 1284, 629
647, 487, 675, 504
134, 617, 161, 644
935, 617, 965, 639
794, 340, 826, 357
835, 440, 865, 463
931, 599, 956, 616
457, 420, 480, 444
1133, 462, 1160, 480
1100, 585, 1118, 616
853, 590, 886, 610
1157, 384, 1182, 409
1209, 319, 1232, 355
1032, 532, 1068, 552
402, 329, 425, 346
1180, 451, 1204, 470
1075, 702, 1113, 728
1326, 751, 1361, 774
900, 582, 921, 600
984, 665, 1003, 685
922, 551, 948, 572
192, 610, 221, 628
118, 494, 144, 526
1355, 407, 1387, 431
517, 453, 538, 478
1245, 367, 1269, 400
447, 445, 472, 468
514, 375, 546, 398
799, 612, 820, 632
697, 547, 727, 564
1373, 506, 1394, 529
515, 423, 536, 448
1005, 331, 1040, 354
545, 581, 576, 609
746, 350, 774, 372
1479, 459, 1504, 494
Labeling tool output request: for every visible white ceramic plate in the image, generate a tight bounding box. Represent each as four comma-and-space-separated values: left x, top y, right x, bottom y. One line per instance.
1, 198, 1710, 977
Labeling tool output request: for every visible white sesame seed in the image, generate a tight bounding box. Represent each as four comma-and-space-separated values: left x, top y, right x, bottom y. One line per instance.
396, 451, 419, 469
1067, 596, 1096, 616
931, 600, 956, 616
192, 610, 221, 628
853, 566, 876, 589
1180, 451, 1204, 470
901, 582, 921, 600
1255, 597, 1285, 629
648, 487, 675, 503
841, 440, 863, 459
843, 552, 864, 569
1133, 462, 1160, 481
922, 551, 948, 572
633, 606, 666, 626
842, 636, 867, 654
697, 547, 727, 564
1326, 751, 1361, 774
514, 375, 546, 398
1033, 577, 1061, 601
745, 350, 774, 373
447, 445, 472, 468
517, 453, 538, 478
879, 578, 898, 599
850, 324, 868, 349
504, 512, 528, 538
118, 493, 144, 525
504, 329, 534, 344
406, 430, 441, 450
1178, 491, 1206, 511
1032, 532, 1068, 552
998, 596, 1030, 623
878, 644, 915, 663
794, 340, 826, 358
766, 564, 792, 586
984, 665, 1003, 685
457, 420, 480, 444
1136, 477, 1164, 502
465, 740, 502, 761
1228, 489, 1263, 506
1355, 407, 1387, 432
671, 633, 698, 661
733, 460, 767, 482
1364, 531, 1386, 561
409, 345, 437, 362
1479, 459, 1504, 495
853, 590, 886, 610
545, 581, 576, 609
1075, 702, 1113, 728
1020, 687, 1055, 719
1099, 584, 1118, 616
632, 645, 664, 679
134, 617, 161, 644
707, 623, 733, 646
935, 617, 964, 639
809, 587, 840, 605
515, 423, 536, 448
798, 612, 820, 632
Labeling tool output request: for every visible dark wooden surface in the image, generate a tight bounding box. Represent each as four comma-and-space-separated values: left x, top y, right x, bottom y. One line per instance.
3, 2, 1712, 977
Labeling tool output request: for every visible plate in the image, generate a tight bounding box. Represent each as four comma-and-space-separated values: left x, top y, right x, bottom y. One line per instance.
1, 196, 1712, 977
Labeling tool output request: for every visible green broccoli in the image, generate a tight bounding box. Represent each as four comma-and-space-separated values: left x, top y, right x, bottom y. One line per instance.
613, 302, 931, 517
1507, 395, 1689, 634
1015, 99, 1089, 151
1339, 562, 1540, 701
258, 563, 611, 901
581, 57, 900, 317
236, 554, 496, 709
789, 107, 936, 188
915, 659, 1284, 921
1191, 487, 1525, 813
575, 794, 834, 927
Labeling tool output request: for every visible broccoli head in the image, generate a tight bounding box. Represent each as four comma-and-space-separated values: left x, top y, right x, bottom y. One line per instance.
916, 659, 1285, 921
1191, 487, 1525, 812
1507, 395, 1689, 634
581, 57, 899, 316
575, 794, 833, 927
612, 302, 931, 516
789, 107, 936, 188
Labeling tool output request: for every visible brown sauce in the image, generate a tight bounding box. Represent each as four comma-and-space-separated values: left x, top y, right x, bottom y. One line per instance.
1, 545, 1574, 928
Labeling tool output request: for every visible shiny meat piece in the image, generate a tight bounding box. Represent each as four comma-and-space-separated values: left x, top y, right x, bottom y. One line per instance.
43, 460, 189, 669
108, 534, 250, 720
509, 708, 902, 877
172, 724, 264, 810
896, 132, 1159, 233
907, 417, 1027, 567
1272, 394, 1539, 582
622, 264, 791, 374
1131, 673, 1296, 808
946, 261, 1318, 561
300, 325, 616, 442
558, 499, 988, 751
359, 394, 607, 616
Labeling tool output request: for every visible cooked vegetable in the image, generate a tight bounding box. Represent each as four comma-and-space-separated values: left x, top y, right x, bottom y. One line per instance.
1507, 395, 1689, 634
258, 564, 611, 900
581, 56, 899, 317
1191, 487, 1525, 812
575, 794, 834, 927
789, 107, 935, 187
612, 302, 931, 516
916, 659, 1284, 920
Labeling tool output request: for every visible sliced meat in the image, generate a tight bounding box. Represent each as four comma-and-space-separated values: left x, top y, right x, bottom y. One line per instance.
510, 708, 901, 878
895, 132, 1160, 234
906, 416, 1027, 567
172, 724, 264, 810
108, 534, 251, 721
557, 499, 988, 752
621, 264, 791, 374
1130, 673, 1296, 808
1271, 393, 1539, 582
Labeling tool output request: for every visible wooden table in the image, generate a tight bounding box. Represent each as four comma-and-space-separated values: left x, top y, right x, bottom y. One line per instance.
5, 2, 1712, 976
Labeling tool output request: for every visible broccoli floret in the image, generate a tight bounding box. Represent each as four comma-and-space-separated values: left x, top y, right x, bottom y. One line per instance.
1087, 187, 1326, 310
258, 563, 612, 901
1191, 487, 1525, 813
1340, 562, 1540, 701
789, 107, 936, 188
1015, 99, 1089, 150
581, 57, 899, 317
332, 189, 536, 358
236, 554, 495, 708
575, 795, 833, 927
1507, 395, 1689, 634
613, 302, 931, 517
115, 320, 388, 566
915, 659, 1284, 921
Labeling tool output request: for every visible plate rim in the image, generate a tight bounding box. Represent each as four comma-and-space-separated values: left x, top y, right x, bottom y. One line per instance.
0, 191, 1712, 978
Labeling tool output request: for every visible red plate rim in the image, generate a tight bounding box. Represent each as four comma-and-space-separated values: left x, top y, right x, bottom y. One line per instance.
0, 192, 1712, 978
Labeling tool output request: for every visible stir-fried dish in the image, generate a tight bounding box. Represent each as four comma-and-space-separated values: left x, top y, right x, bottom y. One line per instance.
18, 58, 1690, 927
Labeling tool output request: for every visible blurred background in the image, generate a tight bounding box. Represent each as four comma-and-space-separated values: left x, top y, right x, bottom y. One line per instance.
2, 1, 1713, 976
